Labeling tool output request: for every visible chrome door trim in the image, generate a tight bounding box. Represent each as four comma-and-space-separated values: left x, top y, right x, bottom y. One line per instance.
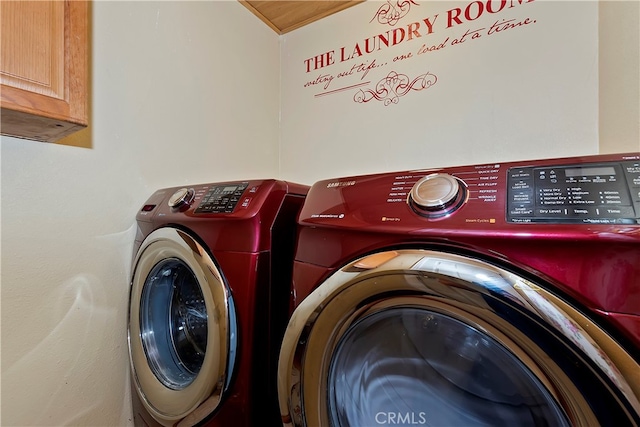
128, 228, 232, 426
278, 249, 640, 426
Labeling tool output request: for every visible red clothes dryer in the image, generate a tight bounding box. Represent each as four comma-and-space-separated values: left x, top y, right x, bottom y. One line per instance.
278, 153, 640, 426
128, 180, 307, 426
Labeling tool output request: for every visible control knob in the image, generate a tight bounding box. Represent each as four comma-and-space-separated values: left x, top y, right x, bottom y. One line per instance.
408, 173, 467, 218
168, 188, 195, 210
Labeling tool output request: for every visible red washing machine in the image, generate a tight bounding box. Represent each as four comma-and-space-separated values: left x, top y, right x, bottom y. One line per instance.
278, 153, 640, 426
128, 179, 308, 427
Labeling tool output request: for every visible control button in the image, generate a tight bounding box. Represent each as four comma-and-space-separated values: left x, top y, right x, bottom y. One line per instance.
595, 206, 635, 218
168, 188, 195, 209
571, 207, 593, 216
535, 208, 566, 217
623, 161, 640, 175
409, 173, 467, 218
509, 206, 534, 216
623, 161, 640, 202
411, 174, 459, 209
508, 168, 533, 180
510, 189, 534, 205
510, 180, 533, 191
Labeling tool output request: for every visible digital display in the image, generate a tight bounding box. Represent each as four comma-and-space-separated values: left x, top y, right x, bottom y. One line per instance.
565, 166, 616, 177
507, 160, 638, 224
222, 186, 238, 192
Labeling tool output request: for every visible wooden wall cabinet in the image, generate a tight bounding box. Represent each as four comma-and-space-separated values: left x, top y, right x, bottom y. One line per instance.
1, 0, 88, 143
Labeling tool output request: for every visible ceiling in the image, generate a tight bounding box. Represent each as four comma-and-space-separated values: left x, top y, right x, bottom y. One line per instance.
239, 1, 365, 34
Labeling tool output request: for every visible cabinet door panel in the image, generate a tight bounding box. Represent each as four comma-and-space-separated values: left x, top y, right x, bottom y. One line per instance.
1, 0, 88, 142
1, 1, 65, 99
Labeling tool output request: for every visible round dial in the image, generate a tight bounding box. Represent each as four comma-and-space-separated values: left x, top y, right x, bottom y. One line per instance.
409, 173, 466, 217
168, 188, 195, 209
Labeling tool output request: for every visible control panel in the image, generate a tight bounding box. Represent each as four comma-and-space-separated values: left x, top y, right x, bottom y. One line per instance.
194, 182, 249, 214
507, 160, 640, 224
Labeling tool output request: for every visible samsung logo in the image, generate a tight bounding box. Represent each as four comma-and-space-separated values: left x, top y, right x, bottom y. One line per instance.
327, 180, 356, 188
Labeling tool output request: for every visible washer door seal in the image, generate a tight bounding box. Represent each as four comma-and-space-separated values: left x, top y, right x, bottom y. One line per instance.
129, 227, 237, 426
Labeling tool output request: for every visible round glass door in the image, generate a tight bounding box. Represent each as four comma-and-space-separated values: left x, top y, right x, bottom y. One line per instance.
140, 258, 208, 391
129, 228, 236, 426
328, 308, 568, 427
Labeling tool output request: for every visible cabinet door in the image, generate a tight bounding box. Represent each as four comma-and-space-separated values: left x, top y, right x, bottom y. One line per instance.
1, 0, 88, 143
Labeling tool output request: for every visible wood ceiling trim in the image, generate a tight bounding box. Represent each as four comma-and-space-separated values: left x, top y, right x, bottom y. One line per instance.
239, 1, 282, 33
240, 1, 365, 34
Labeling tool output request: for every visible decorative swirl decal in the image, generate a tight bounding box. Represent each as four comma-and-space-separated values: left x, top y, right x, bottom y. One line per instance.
354, 71, 437, 106
370, 0, 419, 27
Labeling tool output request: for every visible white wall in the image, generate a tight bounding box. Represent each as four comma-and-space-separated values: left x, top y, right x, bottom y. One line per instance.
599, 0, 640, 153
279, 0, 601, 184
1, 2, 279, 425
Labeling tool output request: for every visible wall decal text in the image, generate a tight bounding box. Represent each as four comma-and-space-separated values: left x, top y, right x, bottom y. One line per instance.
302, 0, 537, 104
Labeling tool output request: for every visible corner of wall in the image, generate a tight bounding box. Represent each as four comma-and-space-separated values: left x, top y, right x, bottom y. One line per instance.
278, 35, 284, 179
599, 1, 640, 154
